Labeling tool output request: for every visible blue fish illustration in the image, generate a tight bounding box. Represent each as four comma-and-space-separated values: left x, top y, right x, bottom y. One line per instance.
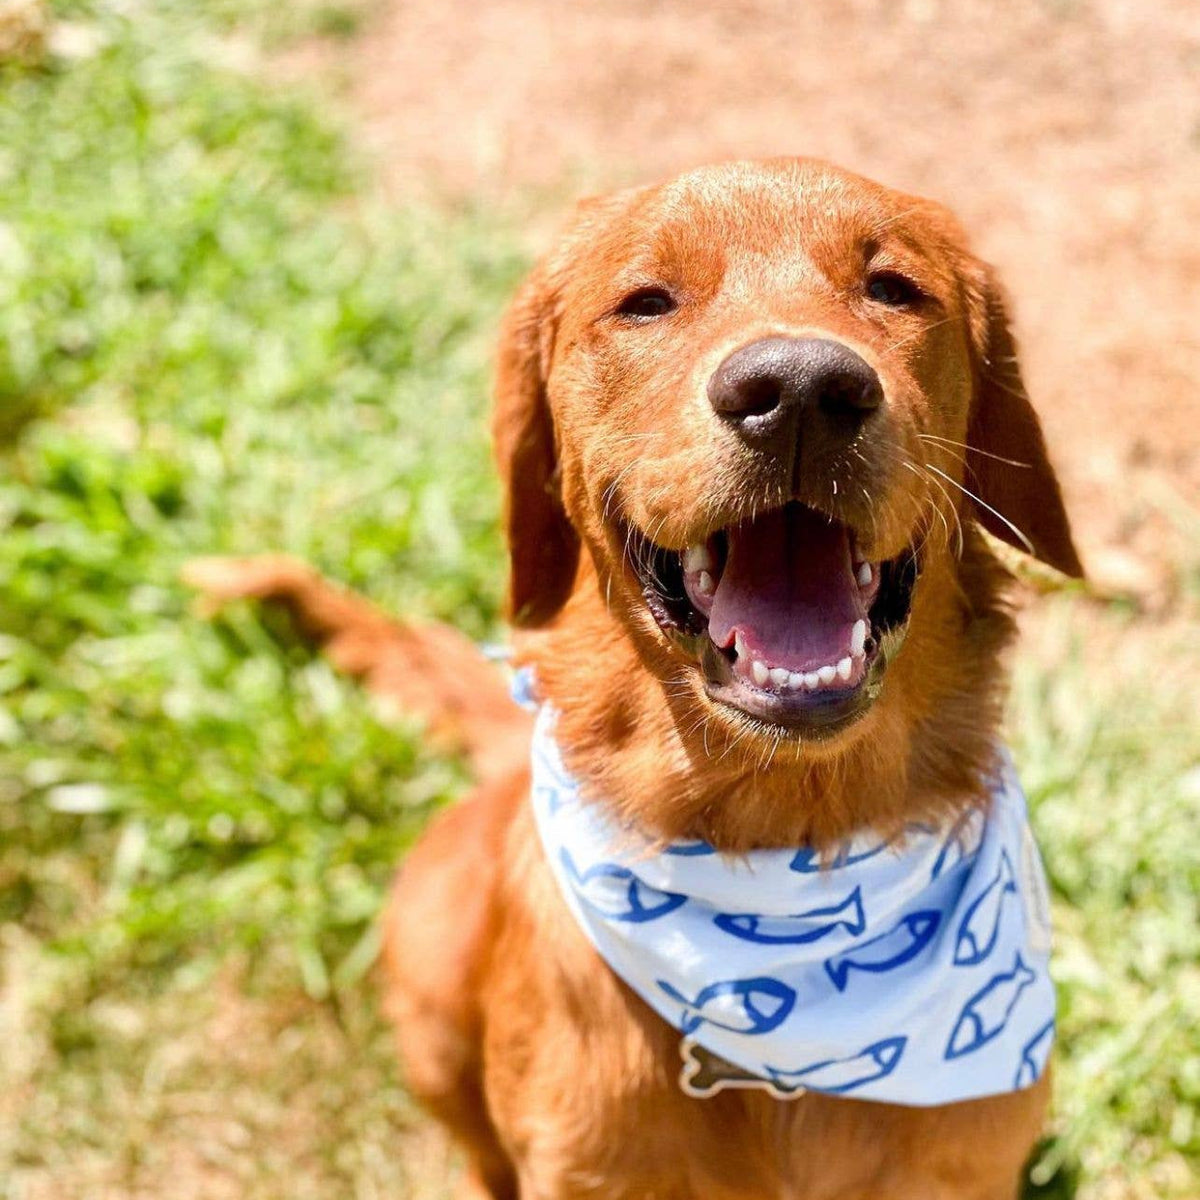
663, 838, 717, 857
532, 743, 577, 814
824, 910, 941, 992
929, 809, 983, 881
1014, 1018, 1055, 1089
790, 821, 937, 874
766, 1036, 907, 1095
953, 849, 1018, 966
534, 783, 566, 815
904, 820, 941, 837
945, 952, 1037, 1059
714, 887, 866, 945
509, 666, 538, 710
560, 850, 687, 923
790, 835, 893, 874
658, 977, 796, 1037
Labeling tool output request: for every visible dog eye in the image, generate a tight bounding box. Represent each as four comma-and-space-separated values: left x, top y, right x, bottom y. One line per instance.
866, 272, 924, 308
615, 288, 677, 320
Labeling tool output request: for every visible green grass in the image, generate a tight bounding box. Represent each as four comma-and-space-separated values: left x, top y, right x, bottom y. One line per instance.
0, 3, 1197, 1197
1010, 599, 1200, 1196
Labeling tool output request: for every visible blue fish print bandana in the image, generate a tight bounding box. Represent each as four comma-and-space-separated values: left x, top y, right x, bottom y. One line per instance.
528, 701, 1056, 1106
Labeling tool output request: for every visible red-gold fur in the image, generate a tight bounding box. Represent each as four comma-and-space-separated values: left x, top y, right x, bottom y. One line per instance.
190, 159, 1081, 1199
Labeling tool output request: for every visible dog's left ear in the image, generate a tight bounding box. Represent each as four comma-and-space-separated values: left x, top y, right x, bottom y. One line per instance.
962, 261, 1084, 578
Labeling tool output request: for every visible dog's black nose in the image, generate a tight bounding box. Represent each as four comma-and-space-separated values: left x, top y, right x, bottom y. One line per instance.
708, 337, 882, 449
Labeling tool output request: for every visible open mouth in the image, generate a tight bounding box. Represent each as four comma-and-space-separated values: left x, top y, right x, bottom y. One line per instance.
628, 502, 920, 736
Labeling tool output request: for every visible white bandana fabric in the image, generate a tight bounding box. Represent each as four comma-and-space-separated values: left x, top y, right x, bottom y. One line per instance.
527, 701, 1056, 1106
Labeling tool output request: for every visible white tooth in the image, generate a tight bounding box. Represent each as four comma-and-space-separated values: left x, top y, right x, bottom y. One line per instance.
788, 672, 805, 690
850, 619, 867, 656
857, 562, 873, 587
734, 632, 747, 658
682, 544, 714, 573
752, 660, 770, 686
769, 667, 790, 687
837, 656, 853, 681
818, 664, 837, 685
803, 671, 821, 689
697, 570, 714, 596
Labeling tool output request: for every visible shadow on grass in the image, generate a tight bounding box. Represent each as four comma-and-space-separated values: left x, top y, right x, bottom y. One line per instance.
1024, 1138, 1082, 1200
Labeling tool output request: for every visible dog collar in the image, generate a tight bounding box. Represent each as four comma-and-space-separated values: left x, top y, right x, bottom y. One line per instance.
527, 701, 1056, 1106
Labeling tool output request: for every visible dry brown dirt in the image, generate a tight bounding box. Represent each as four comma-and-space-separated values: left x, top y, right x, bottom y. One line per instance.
311, 0, 1200, 594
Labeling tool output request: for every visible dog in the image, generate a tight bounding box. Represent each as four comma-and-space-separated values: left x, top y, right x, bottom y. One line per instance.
188, 158, 1082, 1199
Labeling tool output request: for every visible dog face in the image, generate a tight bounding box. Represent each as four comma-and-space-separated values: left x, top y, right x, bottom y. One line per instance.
495, 159, 1079, 745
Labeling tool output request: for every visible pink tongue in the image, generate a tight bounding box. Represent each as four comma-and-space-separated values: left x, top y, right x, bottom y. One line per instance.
708, 505, 866, 671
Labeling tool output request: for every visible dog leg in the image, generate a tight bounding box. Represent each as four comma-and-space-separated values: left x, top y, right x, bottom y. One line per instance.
382, 777, 528, 1199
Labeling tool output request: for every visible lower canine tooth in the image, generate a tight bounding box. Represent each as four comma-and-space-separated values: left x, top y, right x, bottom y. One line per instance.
683, 544, 714, 573
752, 660, 770, 686
851, 619, 867, 656
697, 570, 714, 596
857, 562, 873, 587
818, 665, 837, 685
836, 656, 853, 681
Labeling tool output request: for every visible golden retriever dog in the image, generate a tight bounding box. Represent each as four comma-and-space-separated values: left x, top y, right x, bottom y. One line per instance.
189, 157, 1081, 1200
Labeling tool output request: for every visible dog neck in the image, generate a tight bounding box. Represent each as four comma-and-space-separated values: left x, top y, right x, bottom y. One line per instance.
522, 529, 1015, 854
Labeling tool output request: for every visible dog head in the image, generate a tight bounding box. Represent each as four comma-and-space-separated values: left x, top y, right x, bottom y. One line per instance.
494, 159, 1079, 756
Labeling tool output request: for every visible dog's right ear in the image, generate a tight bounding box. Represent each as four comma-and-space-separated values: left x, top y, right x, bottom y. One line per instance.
493, 189, 646, 627
491, 256, 581, 628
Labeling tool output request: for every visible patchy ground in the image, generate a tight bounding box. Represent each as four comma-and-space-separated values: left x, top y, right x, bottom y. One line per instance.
315, 0, 1200, 594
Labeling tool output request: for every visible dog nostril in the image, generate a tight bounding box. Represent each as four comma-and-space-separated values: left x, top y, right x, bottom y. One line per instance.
819, 370, 883, 416
730, 376, 784, 418
708, 362, 783, 419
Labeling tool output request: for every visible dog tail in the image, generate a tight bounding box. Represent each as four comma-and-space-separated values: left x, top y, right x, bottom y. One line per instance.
181, 555, 531, 782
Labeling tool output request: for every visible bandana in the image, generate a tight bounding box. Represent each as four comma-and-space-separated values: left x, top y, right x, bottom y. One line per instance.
527, 699, 1055, 1106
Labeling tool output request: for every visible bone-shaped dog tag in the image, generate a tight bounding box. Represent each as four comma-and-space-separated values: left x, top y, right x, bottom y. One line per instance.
677, 1038, 804, 1100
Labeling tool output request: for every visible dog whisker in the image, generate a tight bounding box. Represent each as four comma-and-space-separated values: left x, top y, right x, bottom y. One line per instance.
924, 463, 1037, 556
909, 459, 965, 560
883, 316, 955, 356
918, 432, 1032, 470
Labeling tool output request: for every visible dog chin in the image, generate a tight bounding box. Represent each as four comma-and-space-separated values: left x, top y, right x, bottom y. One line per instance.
624, 499, 922, 738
